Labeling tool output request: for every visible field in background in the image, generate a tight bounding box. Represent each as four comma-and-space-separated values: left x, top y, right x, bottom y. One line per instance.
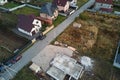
55, 11, 120, 80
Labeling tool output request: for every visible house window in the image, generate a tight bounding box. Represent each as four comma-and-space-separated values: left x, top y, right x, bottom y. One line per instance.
32, 31, 35, 35
36, 21, 39, 24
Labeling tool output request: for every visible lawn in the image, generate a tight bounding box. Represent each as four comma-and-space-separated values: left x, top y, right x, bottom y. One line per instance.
114, 6, 120, 11
12, 63, 39, 80
53, 15, 66, 27
55, 11, 120, 80
0, 2, 20, 8
12, 6, 40, 16
77, 0, 88, 7
0, 12, 17, 29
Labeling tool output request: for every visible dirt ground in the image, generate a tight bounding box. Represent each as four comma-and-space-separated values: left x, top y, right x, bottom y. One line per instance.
56, 11, 120, 80
0, 29, 28, 62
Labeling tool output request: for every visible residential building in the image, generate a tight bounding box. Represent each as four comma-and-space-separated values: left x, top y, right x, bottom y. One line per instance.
40, 2, 58, 20
94, 0, 113, 12
17, 14, 42, 36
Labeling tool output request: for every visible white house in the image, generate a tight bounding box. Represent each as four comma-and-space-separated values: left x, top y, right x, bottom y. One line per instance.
17, 14, 42, 36
0, 0, 7, 5
94, 0, 113, 12
68, 0, 77, 7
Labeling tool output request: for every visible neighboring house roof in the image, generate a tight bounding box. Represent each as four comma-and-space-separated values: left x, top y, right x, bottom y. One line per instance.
100, 8, 113, 12
41, 3, 57, 16
17, 14, 35, 32
96, 0, 113, 4
53, 0, 68, 6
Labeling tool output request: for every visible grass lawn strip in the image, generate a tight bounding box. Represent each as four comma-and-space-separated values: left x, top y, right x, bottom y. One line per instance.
12, 6, 40, 16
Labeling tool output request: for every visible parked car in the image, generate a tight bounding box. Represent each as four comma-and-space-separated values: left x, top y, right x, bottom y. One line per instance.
11, 54, 22, 64
4, 61, 12, 67
37, 33, 46, 40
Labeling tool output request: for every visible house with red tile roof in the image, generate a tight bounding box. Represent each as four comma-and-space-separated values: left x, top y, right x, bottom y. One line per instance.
52, 0, 70, 12
17, 14, 42, 36
94, 0, 113, 12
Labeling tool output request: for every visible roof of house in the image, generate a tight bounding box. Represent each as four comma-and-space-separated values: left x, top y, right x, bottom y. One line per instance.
17, 14, 35, 32
41, 2, 57, 16
96, 0, 113, 4
53, 0, 68, 6
100, 7, 113, 12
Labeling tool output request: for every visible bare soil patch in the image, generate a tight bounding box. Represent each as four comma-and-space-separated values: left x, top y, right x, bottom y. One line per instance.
0, 29, 28, 62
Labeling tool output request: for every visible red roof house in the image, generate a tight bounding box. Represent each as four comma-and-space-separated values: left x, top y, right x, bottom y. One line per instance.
17, 14, 42, 36
52, 0, 70, 12
96, 0, 113, 4
94, 0, 113, 12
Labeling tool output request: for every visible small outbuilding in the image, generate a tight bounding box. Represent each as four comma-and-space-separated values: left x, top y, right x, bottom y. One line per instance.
68, 0, 77, 7
29, 63, 42, 73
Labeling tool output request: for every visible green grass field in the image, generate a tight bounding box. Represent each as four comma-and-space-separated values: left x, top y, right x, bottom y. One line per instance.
12, 63, 39, 80
13, 6, 40, 16
0, 2, 20, 8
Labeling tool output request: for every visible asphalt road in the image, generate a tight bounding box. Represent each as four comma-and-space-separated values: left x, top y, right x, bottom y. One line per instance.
1, 0, 95, 80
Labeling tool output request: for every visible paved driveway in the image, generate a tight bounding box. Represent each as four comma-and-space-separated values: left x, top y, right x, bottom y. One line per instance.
1, 0, 95, 80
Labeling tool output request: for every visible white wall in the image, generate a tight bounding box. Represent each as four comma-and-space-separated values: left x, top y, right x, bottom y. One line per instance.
0, 0, 7, 5
18, 28, 32, 36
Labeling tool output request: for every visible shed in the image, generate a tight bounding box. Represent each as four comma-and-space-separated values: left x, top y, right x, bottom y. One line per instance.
29, 63, 41, 73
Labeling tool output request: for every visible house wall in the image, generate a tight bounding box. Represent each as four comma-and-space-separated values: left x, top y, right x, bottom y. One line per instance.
31, 19, 41, 35
69, 0, 77, 6
40, 10, 58, 20
64, 1, 70, 12
18, 28, 32, 36
57, 1, 70, 12
18, 19, 41, 36
53, 9, 58, 19
0, 0, 7, 5
94, 2, 112, 10
40, 13, 52, 20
